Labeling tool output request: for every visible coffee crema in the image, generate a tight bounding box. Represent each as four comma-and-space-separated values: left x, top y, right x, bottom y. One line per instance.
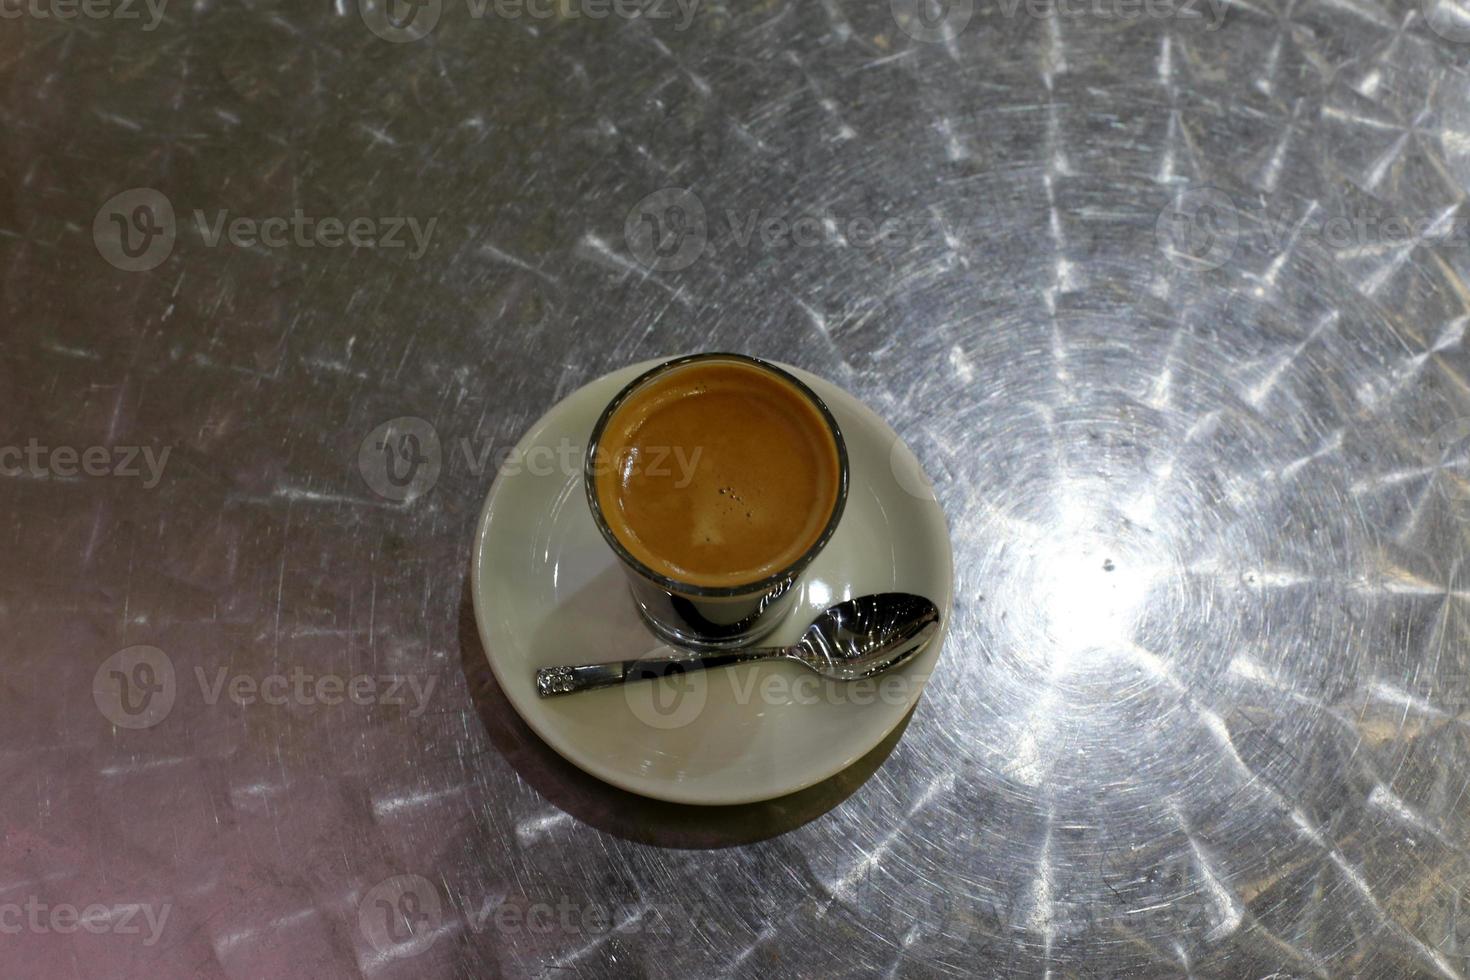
592, 358, 842, 589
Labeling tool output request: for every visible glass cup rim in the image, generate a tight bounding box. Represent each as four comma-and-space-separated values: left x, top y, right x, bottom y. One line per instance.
584, 352, 850, 599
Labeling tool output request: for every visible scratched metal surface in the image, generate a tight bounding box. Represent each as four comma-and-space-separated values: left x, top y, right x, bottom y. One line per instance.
4, 0, 1470, 976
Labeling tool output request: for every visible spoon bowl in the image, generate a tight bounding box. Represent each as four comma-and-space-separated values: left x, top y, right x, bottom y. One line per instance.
786, 592, 940, 681
535, 592, 941, 697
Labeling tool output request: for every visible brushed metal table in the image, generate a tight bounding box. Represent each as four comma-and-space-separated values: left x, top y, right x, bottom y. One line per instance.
4, 0, 1470, 976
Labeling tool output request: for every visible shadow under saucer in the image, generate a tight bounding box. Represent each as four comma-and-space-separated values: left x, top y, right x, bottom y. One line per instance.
458, 572, 913, 848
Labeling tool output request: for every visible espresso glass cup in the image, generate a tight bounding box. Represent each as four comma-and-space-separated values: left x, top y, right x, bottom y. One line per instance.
585, 353, 849, 650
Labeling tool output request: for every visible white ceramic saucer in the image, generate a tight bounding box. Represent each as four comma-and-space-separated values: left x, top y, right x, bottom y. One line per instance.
470, 359, 953, 805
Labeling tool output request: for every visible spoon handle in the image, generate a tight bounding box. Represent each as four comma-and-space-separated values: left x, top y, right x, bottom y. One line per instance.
535, 649, 776, 697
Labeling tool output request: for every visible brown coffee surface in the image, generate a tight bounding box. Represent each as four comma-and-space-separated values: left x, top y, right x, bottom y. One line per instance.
593, 358, 841, 588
